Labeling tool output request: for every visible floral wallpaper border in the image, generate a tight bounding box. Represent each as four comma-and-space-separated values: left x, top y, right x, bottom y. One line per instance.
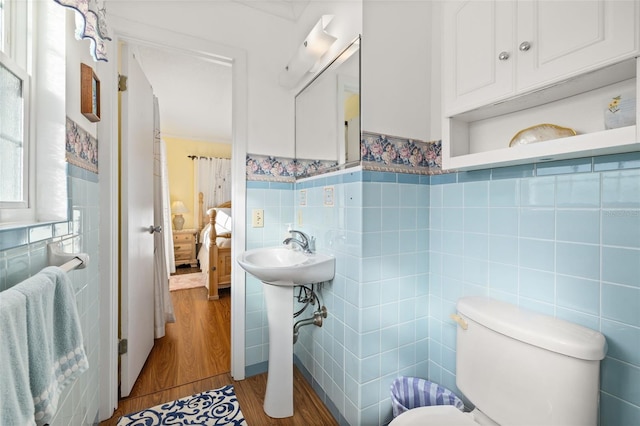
361, 131, 443, 175
65, 117, 98, 174
246, 155, 338, 182
246, 131, 446, 182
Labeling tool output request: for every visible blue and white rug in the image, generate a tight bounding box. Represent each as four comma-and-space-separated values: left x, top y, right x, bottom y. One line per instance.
117, 385, 248, 425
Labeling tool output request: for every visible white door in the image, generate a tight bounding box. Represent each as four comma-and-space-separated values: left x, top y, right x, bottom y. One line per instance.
346, 116, 360, 163
119, 45, 156, 398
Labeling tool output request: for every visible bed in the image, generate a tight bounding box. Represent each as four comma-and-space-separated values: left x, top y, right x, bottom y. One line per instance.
197, 193, 232, 300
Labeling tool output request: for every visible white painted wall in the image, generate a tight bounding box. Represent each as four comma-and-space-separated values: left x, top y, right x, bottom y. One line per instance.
107, 1, 440, 153
66, 13, 99, 136
430, 1, 443, 141
107, 1, 363, 158
32, 2, 68, 224
361, 0, 435, 141
288, 0, 363, 93
108, 1, 296, 157
287, 1, 363, 161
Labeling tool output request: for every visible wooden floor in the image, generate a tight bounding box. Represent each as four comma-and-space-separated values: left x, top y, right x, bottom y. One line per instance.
100, 270, 337, 425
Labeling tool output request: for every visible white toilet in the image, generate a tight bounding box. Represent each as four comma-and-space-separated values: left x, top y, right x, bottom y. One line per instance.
391, 297, 607, 425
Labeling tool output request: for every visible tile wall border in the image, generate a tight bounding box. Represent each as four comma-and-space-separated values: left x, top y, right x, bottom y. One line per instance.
65, 117, 99, 174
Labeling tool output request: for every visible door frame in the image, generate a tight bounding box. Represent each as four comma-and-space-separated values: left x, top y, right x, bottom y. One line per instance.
98, 16, 247, 419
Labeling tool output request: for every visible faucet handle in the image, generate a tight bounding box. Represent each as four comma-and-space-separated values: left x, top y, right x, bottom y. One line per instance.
289, 229, 309, 243
308, 236, 316, 253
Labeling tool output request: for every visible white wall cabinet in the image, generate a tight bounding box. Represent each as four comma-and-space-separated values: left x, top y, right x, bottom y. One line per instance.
442, 0, 640, 171
516, 1, 637, 94
444, 0, 639, 115
443, 0, 515, 115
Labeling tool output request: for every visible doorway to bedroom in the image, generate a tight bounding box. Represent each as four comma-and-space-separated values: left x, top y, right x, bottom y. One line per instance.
167, 153, 232, 301
124, 42, 234, 399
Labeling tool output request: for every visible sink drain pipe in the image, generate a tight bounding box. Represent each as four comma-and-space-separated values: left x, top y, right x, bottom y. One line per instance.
293, 306, 327, 344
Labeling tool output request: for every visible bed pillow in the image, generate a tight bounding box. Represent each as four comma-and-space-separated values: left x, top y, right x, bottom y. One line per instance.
200, 208, 232, 243
214, 208, 232, 234
216, 237, 231, 248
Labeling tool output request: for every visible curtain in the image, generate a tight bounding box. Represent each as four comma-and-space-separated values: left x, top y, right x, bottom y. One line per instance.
153, 96, 175, 338
161, 140, 175, 275
193, 157, 231, 227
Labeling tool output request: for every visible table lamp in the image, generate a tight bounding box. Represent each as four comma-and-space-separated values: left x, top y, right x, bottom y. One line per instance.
171, 200, 189, 230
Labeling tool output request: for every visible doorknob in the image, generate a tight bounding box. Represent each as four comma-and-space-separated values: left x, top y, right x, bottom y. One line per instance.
148, 225, 162, 234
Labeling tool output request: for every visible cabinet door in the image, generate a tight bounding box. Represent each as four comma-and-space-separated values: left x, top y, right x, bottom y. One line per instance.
443, 0, 516, 115
517, 0, 639, 91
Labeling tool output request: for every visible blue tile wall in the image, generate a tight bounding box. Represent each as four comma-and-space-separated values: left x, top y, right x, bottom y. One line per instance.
0, 164, 100, 425
289, 169, 429, 426
244, 181, 295, 367
428, 153, 640, 426
245, 169, 430, 425
244, 152, 639, 426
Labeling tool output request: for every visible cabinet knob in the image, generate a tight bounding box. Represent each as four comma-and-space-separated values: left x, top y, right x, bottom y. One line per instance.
519, 41, 531, 52
498, 51, 510, 61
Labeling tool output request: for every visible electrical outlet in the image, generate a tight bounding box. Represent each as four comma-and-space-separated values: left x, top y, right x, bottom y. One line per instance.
252, 209, 264, 227
323, 186, 334, 206
297, 210, 303, 226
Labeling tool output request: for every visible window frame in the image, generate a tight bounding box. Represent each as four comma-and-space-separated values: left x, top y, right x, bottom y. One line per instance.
0, 50, 30, 210
0, 0, 34, 223
0, 0, 10, 55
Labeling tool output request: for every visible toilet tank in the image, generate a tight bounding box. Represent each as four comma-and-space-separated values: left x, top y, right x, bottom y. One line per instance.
455, 297, 607, 426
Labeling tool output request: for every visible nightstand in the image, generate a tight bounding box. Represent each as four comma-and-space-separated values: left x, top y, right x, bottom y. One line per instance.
173, 228, 198, 268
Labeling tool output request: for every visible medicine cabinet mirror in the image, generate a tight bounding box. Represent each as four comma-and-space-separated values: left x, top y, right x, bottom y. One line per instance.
295, 37, 360, 169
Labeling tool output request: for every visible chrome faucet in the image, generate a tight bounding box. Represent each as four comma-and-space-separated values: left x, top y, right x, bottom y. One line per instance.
283, 229, 313, 253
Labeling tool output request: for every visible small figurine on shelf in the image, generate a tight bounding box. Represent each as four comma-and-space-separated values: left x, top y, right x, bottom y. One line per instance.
605, 91, 636, 130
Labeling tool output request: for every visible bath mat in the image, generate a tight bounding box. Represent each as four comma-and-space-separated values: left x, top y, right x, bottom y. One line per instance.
169, 272, 206, 291
117, 385, 247, 425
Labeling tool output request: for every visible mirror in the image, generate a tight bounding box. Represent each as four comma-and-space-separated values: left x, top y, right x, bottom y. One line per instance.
295, 37, 360, 169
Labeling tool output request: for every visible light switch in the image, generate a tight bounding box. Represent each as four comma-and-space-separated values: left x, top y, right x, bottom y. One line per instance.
252, 209, 264, 227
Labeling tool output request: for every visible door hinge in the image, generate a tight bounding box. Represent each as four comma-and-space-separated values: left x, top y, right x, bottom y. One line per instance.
118, 339, 128, 355
118, 74, 128, 92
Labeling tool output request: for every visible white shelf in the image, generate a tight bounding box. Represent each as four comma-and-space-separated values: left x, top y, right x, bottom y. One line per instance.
442, 58, 640, 172
444, 126, 638, 171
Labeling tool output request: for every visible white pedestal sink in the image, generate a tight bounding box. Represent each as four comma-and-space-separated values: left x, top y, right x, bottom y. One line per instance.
237, 246, 335, 418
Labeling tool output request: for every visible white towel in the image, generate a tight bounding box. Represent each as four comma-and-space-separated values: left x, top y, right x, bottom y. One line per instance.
12, 266, 89, 426
0, 288, 36, 425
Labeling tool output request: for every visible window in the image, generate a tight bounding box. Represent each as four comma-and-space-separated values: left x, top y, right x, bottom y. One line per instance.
0, 0, 31, 217
0, 53, 29, 208
1, 0, 68, 227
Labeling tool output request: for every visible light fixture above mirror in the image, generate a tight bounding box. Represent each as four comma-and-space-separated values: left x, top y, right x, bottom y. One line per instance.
278, 15, 337, 89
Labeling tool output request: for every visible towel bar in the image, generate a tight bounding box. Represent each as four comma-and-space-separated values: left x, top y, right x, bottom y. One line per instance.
59, 257, 85, 273
47, 243, 89, 272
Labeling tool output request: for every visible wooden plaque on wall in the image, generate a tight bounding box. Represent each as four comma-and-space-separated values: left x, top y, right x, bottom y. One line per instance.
80, 63, 100, 122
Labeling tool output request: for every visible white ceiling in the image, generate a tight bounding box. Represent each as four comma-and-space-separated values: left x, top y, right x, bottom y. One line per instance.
134, 45, 233, 143
132, 0, 310, 145
233, 0, 310, 21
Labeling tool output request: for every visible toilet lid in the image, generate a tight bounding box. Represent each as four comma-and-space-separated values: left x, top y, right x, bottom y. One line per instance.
390, 405, 477, 425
